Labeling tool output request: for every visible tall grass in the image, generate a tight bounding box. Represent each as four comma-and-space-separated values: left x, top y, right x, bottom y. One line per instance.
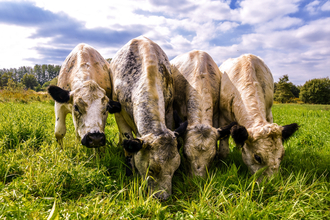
0, 103, 329, 219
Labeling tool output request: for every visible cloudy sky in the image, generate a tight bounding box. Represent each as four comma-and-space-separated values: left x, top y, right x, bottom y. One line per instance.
0, 0, 329, 85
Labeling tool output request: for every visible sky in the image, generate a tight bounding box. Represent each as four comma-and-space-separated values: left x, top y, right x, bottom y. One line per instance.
0, 0, 329, 85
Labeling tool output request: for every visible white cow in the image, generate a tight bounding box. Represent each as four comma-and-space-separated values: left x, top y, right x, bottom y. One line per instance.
219, 54, 298, 177
171, 50, 237, 177
110, 36, 187, 200
48, 43, 121, 148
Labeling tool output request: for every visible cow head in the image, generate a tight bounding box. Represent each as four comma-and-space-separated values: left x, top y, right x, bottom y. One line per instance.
123, 122, 187, 201
48, 80, 121, 148
231, 123, 298, 179
183, 122, 237, 177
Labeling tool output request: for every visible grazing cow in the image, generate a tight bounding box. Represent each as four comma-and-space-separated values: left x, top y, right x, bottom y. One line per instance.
171, 50, 237, 177
48, 43, 121, 148
110, 36, 187, 200
219, 54, 298, 177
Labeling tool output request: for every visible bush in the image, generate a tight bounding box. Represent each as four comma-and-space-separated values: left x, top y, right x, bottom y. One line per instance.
299, 77, 330, 104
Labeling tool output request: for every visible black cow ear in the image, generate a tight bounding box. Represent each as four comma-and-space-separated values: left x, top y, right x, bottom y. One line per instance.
173, 110, 183, 129
231, 124, 248, 146
217, 122, 237, 139
48, 85, 70, 103
282, 123, 299, 140
123, 139, 143, 153
174, 121, 188, 138
107, 100, 121, 114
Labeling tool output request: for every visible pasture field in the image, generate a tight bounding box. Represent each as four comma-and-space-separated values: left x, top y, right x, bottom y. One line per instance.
0, 101, 330, 219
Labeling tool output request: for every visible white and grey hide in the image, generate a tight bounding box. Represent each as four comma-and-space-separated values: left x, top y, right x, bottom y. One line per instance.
110, 36, 187, 201
219, 54, 298, 178
171, 50, 236, 177
47, 43, 121, 148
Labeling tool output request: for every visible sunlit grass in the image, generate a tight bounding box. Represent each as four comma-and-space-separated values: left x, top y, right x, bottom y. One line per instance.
0, 102, 329, 219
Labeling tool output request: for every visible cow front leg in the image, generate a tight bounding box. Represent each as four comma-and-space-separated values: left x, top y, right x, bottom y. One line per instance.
218, 138, 230, 159
114, 113, 135, 176
165, 104, 174, 130
54, 102, 70, 147
217, 115, 230, 159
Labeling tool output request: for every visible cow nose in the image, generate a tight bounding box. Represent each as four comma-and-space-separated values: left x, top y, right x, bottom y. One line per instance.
81, 132, 105, 148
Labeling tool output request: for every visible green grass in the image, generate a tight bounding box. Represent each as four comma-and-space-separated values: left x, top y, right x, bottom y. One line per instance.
0, 102, 330, 219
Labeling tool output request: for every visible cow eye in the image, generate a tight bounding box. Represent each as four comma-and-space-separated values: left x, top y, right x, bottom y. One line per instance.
74, 105, 81, 114
254, 154, 262, 164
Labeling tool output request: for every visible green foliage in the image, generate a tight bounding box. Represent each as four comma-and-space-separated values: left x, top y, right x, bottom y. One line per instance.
289, 82, 300, 98
274, 75, 295, 103
0, 89, 52, 103
1, 64, 61, 90
22, 73, 39, 90
42, 77, 58, 91
0, 102, 330, 218
299, 77, 330, 104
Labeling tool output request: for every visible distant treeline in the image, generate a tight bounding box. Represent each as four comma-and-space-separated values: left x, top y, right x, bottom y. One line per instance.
1, 64, 329, 104
0, 64, 61, 91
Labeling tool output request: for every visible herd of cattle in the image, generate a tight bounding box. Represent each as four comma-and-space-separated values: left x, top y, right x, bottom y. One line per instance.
48, 36, 298, 200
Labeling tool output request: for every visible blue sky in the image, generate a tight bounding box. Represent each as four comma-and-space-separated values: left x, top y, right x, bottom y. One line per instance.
0, 0, 329, 85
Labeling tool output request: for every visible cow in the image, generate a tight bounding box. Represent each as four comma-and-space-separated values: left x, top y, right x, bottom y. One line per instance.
219, 54, 298, 178
110, 36, 187, 200
48, 43, 121, 148
171, 50, 237, 177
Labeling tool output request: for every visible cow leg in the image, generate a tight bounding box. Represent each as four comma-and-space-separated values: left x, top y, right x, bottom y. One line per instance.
218, 138, 230, 159
165, 105, 174, 130
217, 115, 230, 159
114, 113, 135, 176
54, 102, 70, 147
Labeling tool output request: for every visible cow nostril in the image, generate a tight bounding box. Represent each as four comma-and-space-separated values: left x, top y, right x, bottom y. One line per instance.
82, 132, 105, 148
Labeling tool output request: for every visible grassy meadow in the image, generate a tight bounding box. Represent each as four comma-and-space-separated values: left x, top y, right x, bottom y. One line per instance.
0, 99, 330, 219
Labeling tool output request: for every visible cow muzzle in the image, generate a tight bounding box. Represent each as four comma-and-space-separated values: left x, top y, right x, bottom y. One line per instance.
81, 132, 106, 148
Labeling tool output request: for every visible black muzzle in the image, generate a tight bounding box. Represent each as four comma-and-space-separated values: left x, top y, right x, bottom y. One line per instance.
81, 132, 105, 148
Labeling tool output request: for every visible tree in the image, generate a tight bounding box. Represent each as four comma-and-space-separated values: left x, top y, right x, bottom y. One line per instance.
22, 73, 39, 90
0, 71, 13, 88
289, 82, 300, 98
41, 77, 58, 91
300, 77, 330, 104
274, 75, 295, 103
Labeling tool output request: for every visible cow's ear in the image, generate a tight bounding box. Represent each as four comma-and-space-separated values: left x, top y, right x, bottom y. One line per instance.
231, 124, 248, 146
173, 110, 183, 129
282, 123, 299, 140
217, 122, 237, 139
48, 85, 71, 103
174, 121, 188, 138
107, 100, 121, 114
123, 139, 143, 153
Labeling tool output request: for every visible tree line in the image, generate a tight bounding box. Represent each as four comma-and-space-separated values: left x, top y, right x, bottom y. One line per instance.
0, 64, 61, 91
0, 64, 329, 104
274, 75, 330, 104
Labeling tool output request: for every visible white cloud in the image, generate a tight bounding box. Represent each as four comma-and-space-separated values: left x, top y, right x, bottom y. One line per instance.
239, 0, 300, 25
321, 0, 330, 11
256, 16, 302, 32
216, 21, 240, 32
305, 0, 321, 14
0, 0, 329, 85
0, 24, 44, 68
